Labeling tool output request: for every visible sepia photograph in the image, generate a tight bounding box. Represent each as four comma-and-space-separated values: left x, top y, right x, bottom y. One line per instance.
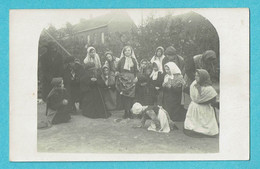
9, 8, 249, 161
36, 9, 220, 153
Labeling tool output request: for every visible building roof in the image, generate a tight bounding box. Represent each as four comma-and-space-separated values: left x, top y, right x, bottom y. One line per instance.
73, 11, 136, 34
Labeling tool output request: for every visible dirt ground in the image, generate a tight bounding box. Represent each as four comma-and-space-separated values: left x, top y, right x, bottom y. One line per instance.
37, 103, 219, 153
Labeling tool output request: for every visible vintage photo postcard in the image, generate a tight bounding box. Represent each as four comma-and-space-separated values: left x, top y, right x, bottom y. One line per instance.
9, 8, 249, 161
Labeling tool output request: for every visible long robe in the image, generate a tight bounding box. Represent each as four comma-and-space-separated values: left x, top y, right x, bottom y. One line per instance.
135, 74, 154, 106
184, 81, 218, 136
80, 71, 111, 119
149, 71, 164, 105
101, 72, 117, 111
63, 63, 83, 110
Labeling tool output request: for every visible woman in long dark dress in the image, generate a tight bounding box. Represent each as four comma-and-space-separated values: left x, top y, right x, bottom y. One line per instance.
149, 60, 164, 105
80, 62, 111, 119
135, 63, 154, 106
101, 65, 117, 111
162, 62, 186, 121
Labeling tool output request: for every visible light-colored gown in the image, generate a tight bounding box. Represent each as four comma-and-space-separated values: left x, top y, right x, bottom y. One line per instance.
184, 81, 219, 136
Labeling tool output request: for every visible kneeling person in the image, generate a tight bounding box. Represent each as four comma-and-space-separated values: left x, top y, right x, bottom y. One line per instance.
46, 77, 71, 125
131, 102, 176, 133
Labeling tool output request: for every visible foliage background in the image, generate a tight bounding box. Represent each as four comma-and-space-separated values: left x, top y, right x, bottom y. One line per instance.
38, 11, 219, 64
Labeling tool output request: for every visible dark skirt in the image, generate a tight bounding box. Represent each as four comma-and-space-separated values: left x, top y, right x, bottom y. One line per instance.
81, 87, 111, 119
162, 87, 186, 121
102, 88, 117, 111
51, 106, 71, 124
135, 84, 154, 106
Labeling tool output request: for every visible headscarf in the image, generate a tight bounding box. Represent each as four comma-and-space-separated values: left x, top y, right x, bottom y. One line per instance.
102, 64, 110, 74
74, 58, 81, 65
47, 77, 64, 101
164, 62, 182, 81
163, 62, 185, 87
150, 46, 165, 72
84, 47, 101, 69
139, 59, 149, 74
101, 65, 110, 84
120, 46, 138, 71
131, 102, 143, 115
196, 69, 212, 87
194, 69, 213, 95
190, 69, 217, 103
105, 50, 113, 58
150, 60, 160, 80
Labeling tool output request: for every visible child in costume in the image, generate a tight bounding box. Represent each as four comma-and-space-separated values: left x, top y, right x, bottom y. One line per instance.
131, 102, 177, 133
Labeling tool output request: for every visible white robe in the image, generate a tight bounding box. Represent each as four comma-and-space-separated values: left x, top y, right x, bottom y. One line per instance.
148, 107, 170, 133
184, 81, 219, 136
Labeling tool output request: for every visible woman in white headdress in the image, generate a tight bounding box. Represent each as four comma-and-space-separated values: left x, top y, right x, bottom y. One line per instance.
83, 46, 102, 69
162, 62, 186, 121
116, 46, 139, 119
150, 46, 165, 73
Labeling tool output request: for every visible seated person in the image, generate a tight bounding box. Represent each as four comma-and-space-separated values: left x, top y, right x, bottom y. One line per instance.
131, 102, 177, 133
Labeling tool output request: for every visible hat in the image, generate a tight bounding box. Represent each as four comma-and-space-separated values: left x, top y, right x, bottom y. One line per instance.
131, 102, 143, 115
51, 77, 63, 86
165, 46, 177, 56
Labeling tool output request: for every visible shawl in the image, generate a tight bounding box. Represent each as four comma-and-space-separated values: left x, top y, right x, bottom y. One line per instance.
196, 69, 212, 87
150, 60, 160, 80
101, 65, 115, 86
119, 46, 138, 71
83, 47, 101, 69
190, 80, 217, 104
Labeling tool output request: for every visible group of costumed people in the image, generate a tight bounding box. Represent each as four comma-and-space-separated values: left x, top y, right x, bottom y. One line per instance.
39, 43, 219, 138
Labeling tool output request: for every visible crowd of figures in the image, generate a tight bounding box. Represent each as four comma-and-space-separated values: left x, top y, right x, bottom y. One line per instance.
39, 43, 219, 137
